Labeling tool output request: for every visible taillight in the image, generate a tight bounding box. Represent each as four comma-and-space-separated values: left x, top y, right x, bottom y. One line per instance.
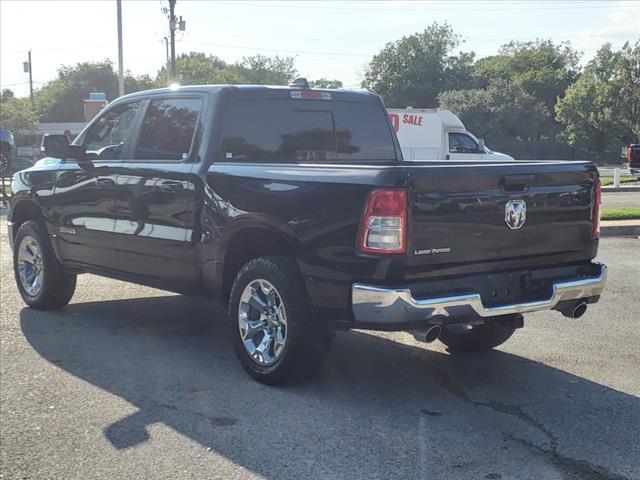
593, 179, 601, 239
359, 189, 407, 254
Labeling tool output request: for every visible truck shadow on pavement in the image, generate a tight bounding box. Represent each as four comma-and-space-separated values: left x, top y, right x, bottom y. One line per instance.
20, 295, 639, 480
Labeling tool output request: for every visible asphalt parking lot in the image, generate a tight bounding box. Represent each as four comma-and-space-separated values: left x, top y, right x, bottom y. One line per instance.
1, 218, 639, 480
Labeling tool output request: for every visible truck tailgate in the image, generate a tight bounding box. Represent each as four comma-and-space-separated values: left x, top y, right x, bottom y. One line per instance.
406, 161, 598, 276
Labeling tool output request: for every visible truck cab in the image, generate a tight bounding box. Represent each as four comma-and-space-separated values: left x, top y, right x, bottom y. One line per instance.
387, 108, 515, 162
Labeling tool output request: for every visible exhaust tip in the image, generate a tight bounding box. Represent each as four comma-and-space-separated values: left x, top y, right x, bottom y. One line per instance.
562, 302, 588, 319
411, 325, 442, 343
425, 325, 442, 343
573, 303, 587, 319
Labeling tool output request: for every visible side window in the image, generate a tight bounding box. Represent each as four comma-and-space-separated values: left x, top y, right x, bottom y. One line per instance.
449, 132, 479, 154
84, 102, 140, 160
135, 98, 203, 161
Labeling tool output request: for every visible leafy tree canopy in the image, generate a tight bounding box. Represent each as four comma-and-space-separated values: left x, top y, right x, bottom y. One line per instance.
474, 40, 581, 111
309, 78, 344, 89
156, 52, 297, 86
0, 95, 38, 144
35, 61, 155, 122
556, 40, 640, 161
362, 22, 475, 108
439, 80, 548, 144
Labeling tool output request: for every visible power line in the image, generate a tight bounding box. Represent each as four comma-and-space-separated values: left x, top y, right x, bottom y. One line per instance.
213, 1, 639, 13
185, 31, 637, 45
180, 40, 373, 57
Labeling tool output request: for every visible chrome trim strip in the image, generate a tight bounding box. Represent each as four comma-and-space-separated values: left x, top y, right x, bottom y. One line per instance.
352, 263, 607, 324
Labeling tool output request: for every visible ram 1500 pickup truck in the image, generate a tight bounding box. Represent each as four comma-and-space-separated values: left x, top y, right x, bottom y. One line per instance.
8, 80, 607, 384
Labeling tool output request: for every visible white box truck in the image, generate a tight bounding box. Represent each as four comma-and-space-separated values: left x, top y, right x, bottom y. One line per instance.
388, 108, 515, 161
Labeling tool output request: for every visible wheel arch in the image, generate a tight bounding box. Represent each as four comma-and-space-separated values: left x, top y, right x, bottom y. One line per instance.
10, 199, 46, 240
221, 226, 299, 301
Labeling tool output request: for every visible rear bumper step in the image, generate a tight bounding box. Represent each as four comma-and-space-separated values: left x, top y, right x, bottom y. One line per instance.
352, 262, 606, 325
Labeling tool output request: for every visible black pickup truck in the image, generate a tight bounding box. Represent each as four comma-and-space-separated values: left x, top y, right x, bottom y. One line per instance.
8, 80, 606, 384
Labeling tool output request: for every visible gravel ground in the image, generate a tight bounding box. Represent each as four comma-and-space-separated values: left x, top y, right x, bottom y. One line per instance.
1, 216, 639, 480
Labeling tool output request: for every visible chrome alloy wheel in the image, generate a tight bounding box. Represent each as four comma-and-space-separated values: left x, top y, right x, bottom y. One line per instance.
17, 235, 44, 297
238, 279, 288, 366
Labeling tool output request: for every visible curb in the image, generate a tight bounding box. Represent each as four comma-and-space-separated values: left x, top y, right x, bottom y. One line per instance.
600, 224, 640, 237
602, 186, 640, 193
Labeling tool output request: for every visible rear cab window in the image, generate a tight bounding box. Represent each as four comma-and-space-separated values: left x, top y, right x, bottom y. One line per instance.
220, 95, 397, 163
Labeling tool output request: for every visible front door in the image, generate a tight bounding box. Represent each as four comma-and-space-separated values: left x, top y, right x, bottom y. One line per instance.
113, 96, 204, 287
54, 101, 142, 269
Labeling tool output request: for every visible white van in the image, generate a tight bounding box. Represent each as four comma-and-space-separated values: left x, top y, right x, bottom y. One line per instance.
387, 108, 515, 161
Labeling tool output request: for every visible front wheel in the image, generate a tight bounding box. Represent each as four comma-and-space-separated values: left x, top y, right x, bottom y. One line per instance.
13, 220, 76, 310
228, 256, 330, 385
438, 321, 516, 352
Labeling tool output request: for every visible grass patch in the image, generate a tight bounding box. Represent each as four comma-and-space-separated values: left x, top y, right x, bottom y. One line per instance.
601, 208, 640, 221
600, 176, 637, 186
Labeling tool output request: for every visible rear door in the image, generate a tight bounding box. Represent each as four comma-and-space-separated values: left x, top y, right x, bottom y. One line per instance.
113, 95, 203, 287
54, 100, 142, 269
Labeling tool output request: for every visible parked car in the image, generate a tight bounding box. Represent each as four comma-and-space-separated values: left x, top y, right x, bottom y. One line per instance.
0, 128, 16, 176
8, 80, 606, 385
387, 108, 515, 161
6, 155, 35, 175
627, 144, 640, 179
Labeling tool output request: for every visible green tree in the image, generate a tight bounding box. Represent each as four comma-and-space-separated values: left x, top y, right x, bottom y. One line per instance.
231, 55, 297, 85
309, 78, 343, 89
362, 22, 475, 107
474, 40, 581, 112
156, 52, 239, 85
439, 81, 548, 143
156, 52, 297, 86
0, 95, 38, 144
556, 40, 640, 162
1, 89, 15, 102
36, 61, 155, 122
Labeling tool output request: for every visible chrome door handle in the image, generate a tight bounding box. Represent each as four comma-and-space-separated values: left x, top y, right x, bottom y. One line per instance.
158, 180, 183, 192
95, 177, 115, 187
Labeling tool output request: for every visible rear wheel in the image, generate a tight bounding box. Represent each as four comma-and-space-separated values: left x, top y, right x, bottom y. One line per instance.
438, 321, 516, 352
228, 256, 330, 385
13, 220, 76, 310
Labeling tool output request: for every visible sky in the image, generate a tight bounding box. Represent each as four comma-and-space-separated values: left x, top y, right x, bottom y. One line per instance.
1, 0, 639, 98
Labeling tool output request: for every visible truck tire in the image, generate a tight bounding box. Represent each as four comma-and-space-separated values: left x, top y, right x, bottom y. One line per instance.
228, 255, 330, 385
438, 322, 515, 352
13, 220, 76, 310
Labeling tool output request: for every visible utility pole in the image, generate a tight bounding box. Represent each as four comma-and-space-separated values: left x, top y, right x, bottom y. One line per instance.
117, 0, 124, 97
169, 0, 177, 84
24, 50, 34, 107
163, 37, 170, 71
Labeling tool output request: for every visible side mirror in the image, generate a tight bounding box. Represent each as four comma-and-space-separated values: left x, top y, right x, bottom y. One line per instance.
41, 134, 70, 159
41, 134, 86, 163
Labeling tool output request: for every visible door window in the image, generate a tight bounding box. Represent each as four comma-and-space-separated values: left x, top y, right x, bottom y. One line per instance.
84, 102, 141, 160
135, 98, 203, 161
448, 132, 480, 154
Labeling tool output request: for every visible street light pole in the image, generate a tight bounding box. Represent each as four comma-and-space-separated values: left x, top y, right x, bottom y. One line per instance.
27, 50, 34, 107
117, 0, 124, 97
169, 0, 177, 84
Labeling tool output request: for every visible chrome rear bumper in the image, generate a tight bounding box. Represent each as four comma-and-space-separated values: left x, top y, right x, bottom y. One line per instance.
352, 263, 607, 325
